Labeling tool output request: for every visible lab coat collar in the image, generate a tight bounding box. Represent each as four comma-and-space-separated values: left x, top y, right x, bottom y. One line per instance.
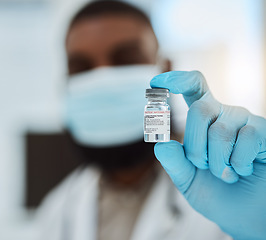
63, 165, 231, 240
65, 166, 182, 240
130, 169, 185, 240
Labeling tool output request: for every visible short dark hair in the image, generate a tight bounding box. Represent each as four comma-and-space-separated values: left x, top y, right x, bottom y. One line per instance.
69, 0, 153, 30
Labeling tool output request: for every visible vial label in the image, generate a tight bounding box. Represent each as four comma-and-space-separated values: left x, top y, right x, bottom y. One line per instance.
144, 110, 170, 134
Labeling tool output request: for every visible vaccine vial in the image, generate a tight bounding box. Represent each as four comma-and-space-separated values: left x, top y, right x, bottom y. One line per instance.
144, 88, 170, 142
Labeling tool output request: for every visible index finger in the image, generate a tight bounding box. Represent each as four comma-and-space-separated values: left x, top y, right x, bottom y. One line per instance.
150, 71, 209, 107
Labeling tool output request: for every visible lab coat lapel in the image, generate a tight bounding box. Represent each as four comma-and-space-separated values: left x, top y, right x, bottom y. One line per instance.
130, 169, 233, 240
65, 167, 100, 240
130, 171, 181, 240
67, 167, 179, 240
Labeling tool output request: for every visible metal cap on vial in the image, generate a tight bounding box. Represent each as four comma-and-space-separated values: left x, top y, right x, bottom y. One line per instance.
145, 88, 170, 98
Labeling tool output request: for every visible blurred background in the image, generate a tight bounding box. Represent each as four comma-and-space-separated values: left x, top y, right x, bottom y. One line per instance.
0, 0, 265, 239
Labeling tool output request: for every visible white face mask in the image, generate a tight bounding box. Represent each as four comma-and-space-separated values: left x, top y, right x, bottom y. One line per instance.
64, 64, 161, 147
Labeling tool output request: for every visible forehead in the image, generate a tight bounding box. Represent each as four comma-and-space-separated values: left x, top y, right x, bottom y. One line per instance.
66, 15, 157, 54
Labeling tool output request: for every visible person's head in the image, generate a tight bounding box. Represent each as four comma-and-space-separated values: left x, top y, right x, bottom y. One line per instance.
65, 0, 162, 75
64, 1, 169, 171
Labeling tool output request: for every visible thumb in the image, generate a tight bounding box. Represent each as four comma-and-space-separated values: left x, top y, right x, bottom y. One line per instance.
154, 140, 196, 194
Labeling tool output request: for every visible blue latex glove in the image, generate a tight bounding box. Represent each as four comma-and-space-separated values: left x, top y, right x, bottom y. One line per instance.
150, 71, 266, 240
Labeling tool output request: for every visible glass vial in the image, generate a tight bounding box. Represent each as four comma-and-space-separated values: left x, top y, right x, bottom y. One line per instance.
144, 88, 170, 142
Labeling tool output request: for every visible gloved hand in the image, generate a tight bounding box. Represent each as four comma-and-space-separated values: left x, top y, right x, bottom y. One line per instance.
150, 71, 266, 240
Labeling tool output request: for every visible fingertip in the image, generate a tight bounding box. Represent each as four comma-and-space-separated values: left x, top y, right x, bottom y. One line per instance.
154, 140, 179, 160
150, 71, 186, 90
221, 166, 239, 183
154, 140, 186, 170
150, 72, 170, 89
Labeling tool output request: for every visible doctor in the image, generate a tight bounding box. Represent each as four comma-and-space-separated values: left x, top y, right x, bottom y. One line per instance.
35, 1, 266, 240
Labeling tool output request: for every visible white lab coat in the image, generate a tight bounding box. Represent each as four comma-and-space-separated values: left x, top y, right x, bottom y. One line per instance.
35, 166, 232, 240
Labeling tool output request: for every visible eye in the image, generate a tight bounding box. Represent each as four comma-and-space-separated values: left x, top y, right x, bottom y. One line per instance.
110, 41, 150, 66
68, 55, 94, 75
